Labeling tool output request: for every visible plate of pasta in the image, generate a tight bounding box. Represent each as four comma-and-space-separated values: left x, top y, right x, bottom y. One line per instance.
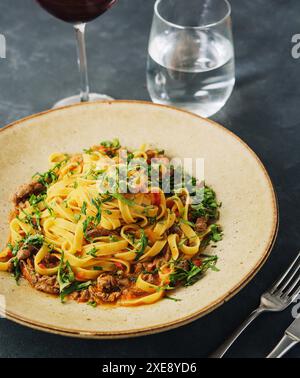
0, 101, 278, 338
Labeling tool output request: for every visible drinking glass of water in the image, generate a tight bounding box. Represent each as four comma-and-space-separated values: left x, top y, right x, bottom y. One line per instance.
147, 0, 235, 118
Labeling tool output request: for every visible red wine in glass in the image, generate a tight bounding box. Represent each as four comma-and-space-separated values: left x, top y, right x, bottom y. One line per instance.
36, 0, 117, 24
35, 0, 117, 107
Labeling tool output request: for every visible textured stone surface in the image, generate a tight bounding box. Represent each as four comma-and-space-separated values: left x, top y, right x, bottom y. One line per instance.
0, 0, 299, 358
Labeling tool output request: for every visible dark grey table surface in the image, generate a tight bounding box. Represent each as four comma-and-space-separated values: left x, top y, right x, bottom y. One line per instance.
0, 0, 299, 358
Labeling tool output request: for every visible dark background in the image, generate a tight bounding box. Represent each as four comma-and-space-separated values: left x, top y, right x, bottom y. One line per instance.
0, 0, 299, 358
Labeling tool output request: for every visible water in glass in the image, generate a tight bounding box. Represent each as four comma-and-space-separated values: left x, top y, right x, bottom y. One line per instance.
147, 28, 235, 117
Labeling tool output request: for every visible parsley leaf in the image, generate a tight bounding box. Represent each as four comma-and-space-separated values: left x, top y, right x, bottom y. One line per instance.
110, 193, 135, 207
11, 257, 21, 283
134, 230, 148, 261
33, 160, 67, 187
57, 252, 75, 299
165, 295, 182, 302
91, 198, 102, 226
210, 224, 223, 242
83, 148, 94, 155
81, 201, 87, 215
60, 281, 92, 302
28, 193, 46, 207
82, 216, 95, 240
190, 187, 220, 221
100, 138, 120, 149
169, 256, 219, 287
180, 219, 196, 227
86, 247, 98, 257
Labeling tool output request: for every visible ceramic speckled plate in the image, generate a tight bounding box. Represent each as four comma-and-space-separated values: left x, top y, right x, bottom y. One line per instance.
0, 101, 278, 338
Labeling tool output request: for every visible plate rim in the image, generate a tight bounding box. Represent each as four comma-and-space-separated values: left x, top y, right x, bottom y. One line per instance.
0, 100, 279, 339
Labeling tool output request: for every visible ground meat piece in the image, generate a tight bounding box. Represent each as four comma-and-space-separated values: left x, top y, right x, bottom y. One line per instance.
34, 275, 59, 295
40, 253, 59, 268
69, 291, 80, 301
94, 273, 128, 303
16, 245, 38, 261
7, 261, 14, 273
146, 149, 169, 165
20, 259, 38, 285
168, 225, 183, 237
162, 246, 171, 261
13, 181, 46, 206
77, 289, 91, 303
97, 274, 120, 292
142, 273, 156, 284
146, 150, 157, 164
195, 217, 208, 233
20, 259, 59, 295
117, 277, 130, 286
176, 259, 190, 271
97, 291, 121, 302
123, 287, 149, 299
140, 261, 157, 273
134, 263, 144, 274
86, 227, 116, 239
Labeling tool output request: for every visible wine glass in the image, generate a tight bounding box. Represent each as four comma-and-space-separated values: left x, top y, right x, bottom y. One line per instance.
36, 0, 117, 108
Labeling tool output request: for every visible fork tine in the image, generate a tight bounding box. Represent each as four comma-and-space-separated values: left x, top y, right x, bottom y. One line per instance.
283, 275, 300, 297
290, 283, 300, 302
270, 251, 300, 293
279, 264, 300, 293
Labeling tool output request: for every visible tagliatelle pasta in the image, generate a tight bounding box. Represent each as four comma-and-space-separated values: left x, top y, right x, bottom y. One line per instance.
0, 139, 222, 306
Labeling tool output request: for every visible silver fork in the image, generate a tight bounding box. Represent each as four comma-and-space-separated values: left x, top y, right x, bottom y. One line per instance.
211, 251, 300, 358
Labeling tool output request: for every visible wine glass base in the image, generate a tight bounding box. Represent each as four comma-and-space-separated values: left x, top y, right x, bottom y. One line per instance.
52, 93, 114, 109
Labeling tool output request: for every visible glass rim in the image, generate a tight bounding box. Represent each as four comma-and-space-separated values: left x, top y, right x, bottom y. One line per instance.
154, 0, 232, 30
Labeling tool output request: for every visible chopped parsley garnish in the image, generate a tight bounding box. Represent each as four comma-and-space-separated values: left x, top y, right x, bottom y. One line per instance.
33, 160, 67, 187
180, 219, 196, 227
127, 152, 134, 162
91, 198, 102, 226
28, 193, 46, 207
147, 216, 157, 225
7, 242, 20, 257
23, 234, 44, 248
100, 138, 120, 149
74, 214, 82, 222
82, 216, 95, 240
10, 234, 44, 254
109, 235, 119, 242
57, 252, 75, 298
190, 187, 220, 221
169, 256, 219, 287
11, 257, 21, 283
81, 201, 87, 215
57, 254, 91, 303
87, 301, 97, 307
60, 281, 92, 302
86, 247, 98, 257
110, 193, 135, 206
165, 295, 182, 302
83, 148, 94, 155
9, 235, 44, 283
210, 224, 223, 242
134, 230, 148, 261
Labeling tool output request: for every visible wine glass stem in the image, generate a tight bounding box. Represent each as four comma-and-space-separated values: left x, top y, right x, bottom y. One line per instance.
74, 23, 90, 102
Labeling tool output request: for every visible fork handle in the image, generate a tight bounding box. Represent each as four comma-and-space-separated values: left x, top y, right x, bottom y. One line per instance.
267, 334, 298, 358
210, 307, 266, 358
